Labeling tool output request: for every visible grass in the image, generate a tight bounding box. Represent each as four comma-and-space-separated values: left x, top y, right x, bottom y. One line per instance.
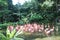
23, 33, 60, 40
34, 36, 60, 40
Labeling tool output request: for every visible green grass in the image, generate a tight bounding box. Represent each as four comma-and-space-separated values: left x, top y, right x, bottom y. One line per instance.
34, 36, 60, 40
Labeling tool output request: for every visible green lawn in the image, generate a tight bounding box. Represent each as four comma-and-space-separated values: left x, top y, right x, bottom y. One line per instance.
34, 36, 60, 40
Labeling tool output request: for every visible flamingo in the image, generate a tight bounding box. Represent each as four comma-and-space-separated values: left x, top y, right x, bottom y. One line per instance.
45, 30, 51, 36
16, 25, 20, 31
50, 26, 54, 32
41, 24, 44, 31
33, 23, 38, 32
8, 26, 14, 32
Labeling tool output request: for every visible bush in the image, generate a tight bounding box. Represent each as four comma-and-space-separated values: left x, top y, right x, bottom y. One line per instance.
0, 22, 17, 29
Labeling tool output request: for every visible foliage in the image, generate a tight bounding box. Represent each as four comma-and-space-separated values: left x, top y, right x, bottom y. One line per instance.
0, 33, 7, 40
18, 0, 55, 24
0, 25, 24, 40
0, 0, 58, 24
0, 0, 11, 23
0, 22, 17, 29
40, 0, 54, 9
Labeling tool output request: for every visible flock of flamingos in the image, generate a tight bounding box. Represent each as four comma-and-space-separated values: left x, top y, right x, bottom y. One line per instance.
7, 23, 55, 36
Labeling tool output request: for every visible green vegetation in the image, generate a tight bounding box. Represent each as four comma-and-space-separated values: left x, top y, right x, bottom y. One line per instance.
0, 0, 60, 40
34, 36, 60, 40
0, 0, 58, 24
